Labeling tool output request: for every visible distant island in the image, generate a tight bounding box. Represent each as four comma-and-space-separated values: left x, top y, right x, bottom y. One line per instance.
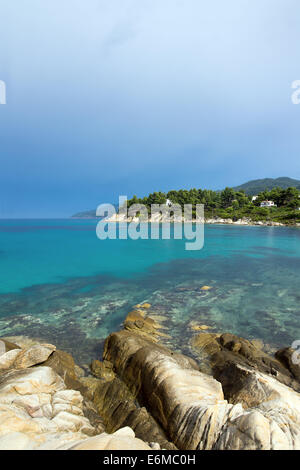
72, 177, 300, 225
72, 203, 118, 219
72, 209, 97, 218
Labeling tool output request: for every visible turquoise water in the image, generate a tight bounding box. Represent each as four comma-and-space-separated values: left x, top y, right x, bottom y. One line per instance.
0, 219, 299, 364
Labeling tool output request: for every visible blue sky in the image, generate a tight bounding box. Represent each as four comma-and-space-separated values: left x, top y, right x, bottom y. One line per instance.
0, 0, 300, 217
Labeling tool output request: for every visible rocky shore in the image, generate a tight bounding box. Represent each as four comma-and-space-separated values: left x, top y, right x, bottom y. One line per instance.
105, 213, 298, 227
1, 304, 300, 450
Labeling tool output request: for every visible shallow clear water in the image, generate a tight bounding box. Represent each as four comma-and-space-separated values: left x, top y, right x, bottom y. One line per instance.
0, 219, 299, 365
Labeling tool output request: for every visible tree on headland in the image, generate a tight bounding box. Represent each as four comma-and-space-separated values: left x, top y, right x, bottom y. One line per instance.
126, 186, 300, 224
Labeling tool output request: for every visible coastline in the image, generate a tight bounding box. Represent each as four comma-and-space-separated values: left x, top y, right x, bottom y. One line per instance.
98, 214, 300, 227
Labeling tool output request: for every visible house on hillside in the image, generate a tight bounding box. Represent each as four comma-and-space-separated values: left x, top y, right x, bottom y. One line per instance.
166, 199, 172, 207
260, 200, 276, 208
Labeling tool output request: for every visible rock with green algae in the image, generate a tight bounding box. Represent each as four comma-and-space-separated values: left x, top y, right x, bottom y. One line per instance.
83, 346, 176, 450
91, 376, 176, 450
90, 359, 115, 381
123, 309, 170, 342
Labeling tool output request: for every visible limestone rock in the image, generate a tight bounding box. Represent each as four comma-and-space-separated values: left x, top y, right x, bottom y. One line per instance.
126, 310, 146, 321
92, 374, 176, 450
74, 365, 85, 378
149, 442, 161, 450
103, 329, 300, 450
67, 427, 151, 450
3, 328, 300, 451
13, 344, 56, 369
42, 349, 88, 396
79, 376, 100, 401
191, 325, 211, 331
0, 339, 21, 354
123, 310, 169, 342
214, 363, 300, 449
90, 359, 115, 381
103, 330, 238, 449
191, 332, 300, 393
1, 336, 44, 350
0, 349, 21, 370
0, 432, 36, 450
41, 350, 105, 431
0, 366, 96, 448
275, 347, 300, 382
0, 339, 154, 450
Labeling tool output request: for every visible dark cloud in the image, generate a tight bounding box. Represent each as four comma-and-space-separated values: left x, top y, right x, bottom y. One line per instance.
0, 0, 300, 217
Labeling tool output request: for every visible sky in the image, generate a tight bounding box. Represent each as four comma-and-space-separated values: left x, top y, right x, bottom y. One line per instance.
0, 0, 300, 217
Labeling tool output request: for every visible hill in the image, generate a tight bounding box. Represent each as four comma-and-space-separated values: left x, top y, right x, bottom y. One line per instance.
233, 177, 300, 196
71, 210, 96, 218
71, 178, 300, 219
72, 203, 118, 219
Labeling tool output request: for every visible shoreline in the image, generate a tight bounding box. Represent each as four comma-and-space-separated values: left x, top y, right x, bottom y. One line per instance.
95, 215, 300, 227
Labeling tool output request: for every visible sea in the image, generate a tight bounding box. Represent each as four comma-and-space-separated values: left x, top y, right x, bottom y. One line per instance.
0, 218, 299, 365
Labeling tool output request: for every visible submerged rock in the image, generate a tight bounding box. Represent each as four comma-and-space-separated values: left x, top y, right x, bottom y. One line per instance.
190, 324, 211, 331
123, 309, 170, 342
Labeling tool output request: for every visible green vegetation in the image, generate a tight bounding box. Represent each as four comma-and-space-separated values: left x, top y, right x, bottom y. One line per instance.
127, 186, 300, 224
233, 177, 300, 196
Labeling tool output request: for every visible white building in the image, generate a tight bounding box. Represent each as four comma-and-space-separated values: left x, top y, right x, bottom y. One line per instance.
166, 199, 172, 207
260, 200, 276, 207
252, 196, 258, 201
